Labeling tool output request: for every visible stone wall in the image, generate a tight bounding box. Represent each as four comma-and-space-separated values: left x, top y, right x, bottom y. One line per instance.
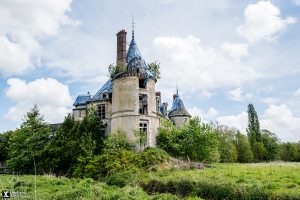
111, 76, 160, 147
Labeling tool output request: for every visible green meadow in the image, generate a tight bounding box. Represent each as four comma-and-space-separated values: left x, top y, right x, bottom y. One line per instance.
1, 162, 299, 200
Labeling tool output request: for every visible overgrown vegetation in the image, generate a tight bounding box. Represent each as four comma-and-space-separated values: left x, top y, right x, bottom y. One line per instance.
1, 103, 300, 199
148, 61, 161, 79
108, 61, 161, 80
0, 163, 299, 199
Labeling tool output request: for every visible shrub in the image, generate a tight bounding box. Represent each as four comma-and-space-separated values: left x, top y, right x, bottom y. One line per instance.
140, 147, 170, 168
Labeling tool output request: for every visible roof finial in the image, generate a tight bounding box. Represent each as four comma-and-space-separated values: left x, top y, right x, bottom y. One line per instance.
132, 13, 135, 40
176, 81, 179, 95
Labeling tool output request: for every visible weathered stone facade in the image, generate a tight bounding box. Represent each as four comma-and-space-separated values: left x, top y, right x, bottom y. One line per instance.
73, 28, 191, 148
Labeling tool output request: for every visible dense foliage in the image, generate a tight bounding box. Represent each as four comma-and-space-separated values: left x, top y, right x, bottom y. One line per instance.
7, 105, 52, 173
1, 103, 300, 180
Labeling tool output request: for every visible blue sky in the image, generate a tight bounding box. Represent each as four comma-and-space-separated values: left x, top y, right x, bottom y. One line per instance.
0, 0, 300, 142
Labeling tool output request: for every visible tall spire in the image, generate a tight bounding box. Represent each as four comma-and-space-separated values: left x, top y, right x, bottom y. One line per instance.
176, 81, 179, 96
132, 13, 135, 40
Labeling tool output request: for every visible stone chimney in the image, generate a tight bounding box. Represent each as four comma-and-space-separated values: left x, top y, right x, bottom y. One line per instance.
116, 30, 127, 68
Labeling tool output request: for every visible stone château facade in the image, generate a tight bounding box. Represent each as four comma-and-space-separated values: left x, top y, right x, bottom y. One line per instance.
73, 28, 191, 147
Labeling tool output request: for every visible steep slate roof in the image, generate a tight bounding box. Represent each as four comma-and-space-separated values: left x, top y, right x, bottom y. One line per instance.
73, 94, 91, 107
168, 91, 191, 117
126, 36, 155, 85
126, 38, 148, 71
91, 79, 112, 101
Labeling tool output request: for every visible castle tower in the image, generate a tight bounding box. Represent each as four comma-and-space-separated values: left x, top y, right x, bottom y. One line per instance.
168, 90, 191, 128
111, 27, 160, 148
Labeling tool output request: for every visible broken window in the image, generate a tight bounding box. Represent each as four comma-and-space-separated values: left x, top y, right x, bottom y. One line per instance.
139, 94, 148, 115
97, 104, 106, 119
138, 122, 148, 147
156, 96, 160, 112
139, 79, 146, 89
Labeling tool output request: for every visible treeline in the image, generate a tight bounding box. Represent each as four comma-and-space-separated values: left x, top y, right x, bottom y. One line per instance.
157, 104, 300, 163
0, 106, 169, 178
0, 104, 300, 178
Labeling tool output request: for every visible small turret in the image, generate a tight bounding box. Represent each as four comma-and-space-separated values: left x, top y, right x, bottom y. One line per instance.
168, 90, 191, 128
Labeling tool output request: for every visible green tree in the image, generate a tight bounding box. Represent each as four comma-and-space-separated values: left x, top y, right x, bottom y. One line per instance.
76, 108, 106, 154
247, 103, 262, 161
7, 105, 52, 173
236, 131, 253, 163
148, 62, 161, 79
157, 117, 220, 163
280, 142, 297, 161
45, 108, 106, 176
108, 63, 126, 79
296, 142, 300, 162
157, 118, 181, 157
212, 123, 237, 163
261, 129, 279, 161
0, 131, 13, 163
103, 129, 132, 153
44, 113, 79, 175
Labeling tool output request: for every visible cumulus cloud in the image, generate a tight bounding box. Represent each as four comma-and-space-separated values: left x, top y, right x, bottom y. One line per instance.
216, 112, 248, 133
228, 87, 252, 102
237, 1, 296, 43
188, 107, 219, 122
261, 104, 300, 142
221, 42, 249, 62
152, 35, 259, 94
214, 104, 300, 142
0, 0, 78, 76
5, 78, 72, 123
295, 0, 300, 5
294, 88, 300, 96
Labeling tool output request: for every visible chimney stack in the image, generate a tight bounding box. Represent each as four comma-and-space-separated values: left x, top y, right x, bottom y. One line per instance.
116, 30, 127, 68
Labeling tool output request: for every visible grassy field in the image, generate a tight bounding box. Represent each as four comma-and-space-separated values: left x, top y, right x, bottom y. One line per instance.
0, 162, 299, 199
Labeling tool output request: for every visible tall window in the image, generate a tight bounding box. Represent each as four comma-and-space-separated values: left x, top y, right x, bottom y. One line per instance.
97, 104, 106, 119
156, 96, 160, 112
139, 94, 148, 115
138, 122, 148, 148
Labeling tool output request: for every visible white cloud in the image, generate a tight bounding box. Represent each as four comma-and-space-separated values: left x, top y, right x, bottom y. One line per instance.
41, 31, 113, 82
295, 0, 300, 5
200, 90, 214, 99
216, 112, 248, 133
260, 97, 278, 104
215, 104, 300, 142
188, 106, 219, 122
261, 104, 300, 142
228, 87, 252, 102
152, 35, 259, 94
0, 0, 78, 76
222, 42, 249, 62
237, 1, 296, 43
294, 88, 300, 96
5, 78, 72, 123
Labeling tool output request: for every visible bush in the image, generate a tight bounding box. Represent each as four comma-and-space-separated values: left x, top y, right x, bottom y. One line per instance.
140, 147, 170, 168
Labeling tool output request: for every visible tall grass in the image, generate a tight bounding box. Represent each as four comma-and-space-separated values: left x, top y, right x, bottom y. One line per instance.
0, 163, 299, 199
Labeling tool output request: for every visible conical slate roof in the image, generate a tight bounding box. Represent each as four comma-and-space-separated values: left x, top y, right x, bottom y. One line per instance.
168, 91, 191, 117
126, 38, 148, 73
